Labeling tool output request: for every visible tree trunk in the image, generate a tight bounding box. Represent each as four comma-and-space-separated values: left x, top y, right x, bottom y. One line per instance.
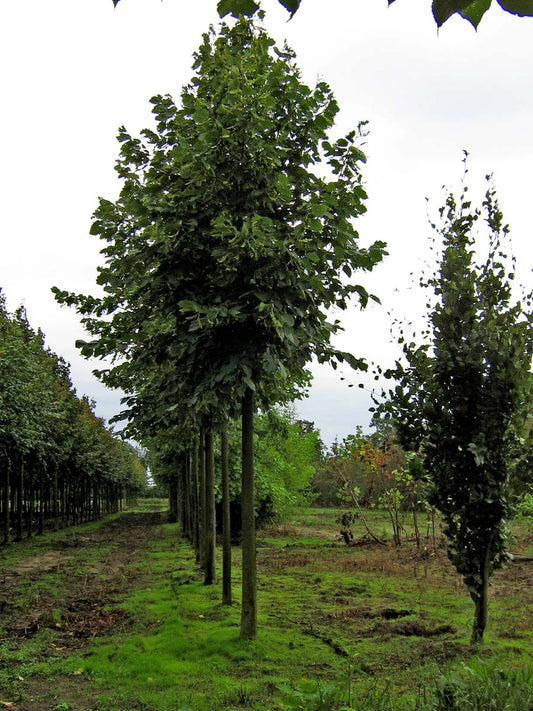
198, 434, 206, 570
15, 459, 23, 541
27, 485, 34, 539
168, 478, 178, 523
177, 467, 184, 530
191, 442, 200, 562
204, 427, 216, 585
38, 473, 44, 536
3, 458, 10, 545
240, 387, 256, 640
470, 583, 488, 645
470, 539, 492, 645
221, 424, 232, 605
182, 451, 192, 541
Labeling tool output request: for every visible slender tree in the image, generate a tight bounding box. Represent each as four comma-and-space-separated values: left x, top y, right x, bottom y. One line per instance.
378, 172, 533, 644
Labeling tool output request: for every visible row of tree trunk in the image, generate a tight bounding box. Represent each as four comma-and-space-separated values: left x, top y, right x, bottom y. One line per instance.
1, 457, 124, 544
165, 390, 256, 639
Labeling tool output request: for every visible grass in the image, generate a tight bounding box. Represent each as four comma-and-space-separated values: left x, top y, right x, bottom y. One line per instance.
1, 505, 533, 709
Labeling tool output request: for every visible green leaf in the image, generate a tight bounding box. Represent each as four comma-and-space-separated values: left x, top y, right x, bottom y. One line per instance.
310, 203, 330, 218
217, 0, 260, 18
278, 0, 302, 16
497, 0, 533, 16
276, 173, 292, 202
340, 352, 367, 371
243, 375, 256, 391
460, 0, 493, 26
432, 0, 489, 26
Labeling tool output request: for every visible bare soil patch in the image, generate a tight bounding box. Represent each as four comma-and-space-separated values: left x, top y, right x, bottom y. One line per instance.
0, 512, 164, 710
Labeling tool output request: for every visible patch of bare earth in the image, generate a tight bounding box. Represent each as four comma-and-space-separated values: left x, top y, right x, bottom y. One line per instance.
0, 512, 164, 710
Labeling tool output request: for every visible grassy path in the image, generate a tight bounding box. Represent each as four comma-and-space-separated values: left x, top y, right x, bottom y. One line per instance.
1, 506, 532, 710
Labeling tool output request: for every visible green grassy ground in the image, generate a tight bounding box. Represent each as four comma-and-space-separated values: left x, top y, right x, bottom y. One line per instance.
1, 504, 532, 710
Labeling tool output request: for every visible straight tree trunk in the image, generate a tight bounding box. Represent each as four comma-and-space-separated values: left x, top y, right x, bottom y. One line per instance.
240, 387, 256, 640
182, 451, 191, 541
221, 424, 232, 605
470, 538, 492, 644
71, 478, 78, 525
168, 479, 178, 523
15, 459, 23, 541
191, 442, 200, 562
177, 467, 184, 529
27, 485, 34, 539
204, 427, 216, 585
3, 458, 10, 544
38, 473, 44, 535
471, 578, 489, 645
198, 434, 206, 570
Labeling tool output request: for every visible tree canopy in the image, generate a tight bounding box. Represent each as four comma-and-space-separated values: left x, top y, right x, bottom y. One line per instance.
54, 17, 384, 436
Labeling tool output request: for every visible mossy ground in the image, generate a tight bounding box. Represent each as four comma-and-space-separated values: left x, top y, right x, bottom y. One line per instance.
0, 503, 532, 710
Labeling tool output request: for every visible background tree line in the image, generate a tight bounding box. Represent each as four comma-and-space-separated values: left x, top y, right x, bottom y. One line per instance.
0, 291, 147, 544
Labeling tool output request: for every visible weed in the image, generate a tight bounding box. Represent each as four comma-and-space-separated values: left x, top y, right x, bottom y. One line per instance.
431, 659, 533, 710
514, 488, 533, 518
277, 676, 409, 710
277, 678, 344, 710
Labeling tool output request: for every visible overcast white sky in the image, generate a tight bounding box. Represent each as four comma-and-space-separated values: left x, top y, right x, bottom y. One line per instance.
1, 0, 532, 446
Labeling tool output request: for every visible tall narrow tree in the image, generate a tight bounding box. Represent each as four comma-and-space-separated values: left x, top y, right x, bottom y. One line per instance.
378, 173, 533, 644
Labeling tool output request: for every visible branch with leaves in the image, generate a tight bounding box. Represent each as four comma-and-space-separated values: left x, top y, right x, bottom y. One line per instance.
111, 0, 533, 30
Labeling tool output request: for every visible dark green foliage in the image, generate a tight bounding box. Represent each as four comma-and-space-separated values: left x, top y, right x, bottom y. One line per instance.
377, 168, 533, 642
54, 18, 383, 436
111, 0, 533, 28
0, 291, 147, 542
427, 0, 533, 28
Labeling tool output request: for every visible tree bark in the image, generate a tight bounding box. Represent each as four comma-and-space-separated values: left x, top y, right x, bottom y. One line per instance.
204, 427, 216, 585
3, 458, 10, 544
470, 539, 492, 645
38, 472, 44, 535
198, 433, 206, 570
168, 478, 178, 523
240, 387, 256, 640
182, 450, 192, 541
221, 424, 232, 605
191, 441, 200, 562
53, 467, 59, 531
177, 465, 184, 529
15, 459, 23, 541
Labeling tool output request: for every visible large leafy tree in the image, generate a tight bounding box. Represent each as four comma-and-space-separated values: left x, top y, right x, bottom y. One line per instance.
54, 17, 384, 638
377, 172, 533, 644
112, 0, 533, 30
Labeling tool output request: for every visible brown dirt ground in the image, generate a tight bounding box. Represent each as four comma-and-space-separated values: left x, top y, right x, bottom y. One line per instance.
0, 512, 164, 711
